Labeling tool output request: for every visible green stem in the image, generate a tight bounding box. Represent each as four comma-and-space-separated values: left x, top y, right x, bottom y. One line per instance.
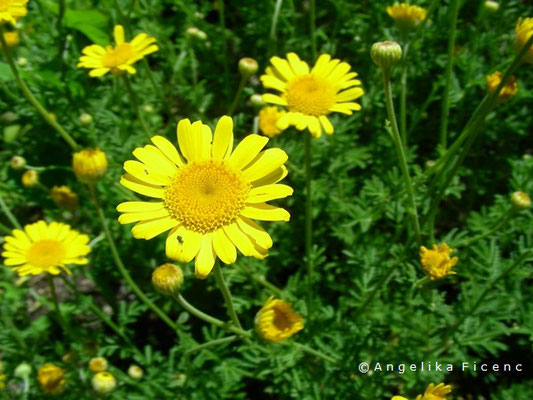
268, 0, 283, 55
88, 184, 178, 332
413, 275, 431, 288
121, 75, 152, 141
173, 293, 251, 338
60, 275, 145, 361
0, 25, 79, 150
217, 0, 230, 97
455, 207, 517, 248
56, 0, 66, 32
439, 0, 460, 149
185, 336, 239, 358
399, 41, 409, 147
227, 75, 247, 116
381, 71, 421, 245
304, 131, 314, 317
291, 342, 339, 365
213, 262, 243, 329
309, 0, 317, 60
47, 276, 71, 338
252, 274, 282, 296
0, 193, 22, 229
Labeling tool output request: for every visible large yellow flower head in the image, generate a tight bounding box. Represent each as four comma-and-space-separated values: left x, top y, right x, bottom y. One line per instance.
386, 3, 428, 31
77, 25, 158, 78
37, 364, 66, 395
258, 106, 286, 138
255, 296, 303, 342
2, 220, 91, 276
260, 53, 363, 138
392, 383, 452, 400
515, 17, 533, 63
485, 71, 518, 103
117, 116, 292, 279
0, 0, 28, 25
419, 243, 458, 280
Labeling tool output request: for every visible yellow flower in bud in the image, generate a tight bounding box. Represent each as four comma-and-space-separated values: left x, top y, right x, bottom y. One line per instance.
511, 191, 530, 210
419, 243, 458, 280
37, 364, 66, 395
127, 364, 143, 380
485, 71, 517, 103
51, 186, 78, 210
386, 3, 428, 31
238, 57, 258, 78
258, 106, 286, 138
88, 357, 108, 373
0, 0, 28, 25
152, 263, 183, 296
255, 296, 303, 342
72, 148, 108, 184
0, 30, 19, 48
21, 170, 38, 187
92, 371, 116, 395
515, 18, 533, 64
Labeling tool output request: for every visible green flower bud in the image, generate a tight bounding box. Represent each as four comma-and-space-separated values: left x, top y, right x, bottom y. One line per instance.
484, 1, 499, 13
10, 155, 26, 170
238, 58, 258, 78
152, 263, 184, 296
186, 27, 207, 41
250, 94, 266, 108
511, 191, 531, 211
79, 113, 93, 125
14, 363, 32, 378
371, 41, 403, 73
16, 57, 28, 67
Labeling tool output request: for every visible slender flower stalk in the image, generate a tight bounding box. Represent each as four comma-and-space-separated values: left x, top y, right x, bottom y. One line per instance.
290, 342, 339, 364
0, 193, 22, 229
309, 0, 317, 60
399, 40, 409, 147
304, 131, 314, 317
213, 262, 243, 329
47, 276, 71, 338
88, 184, 178, 332
228, 75, 247, 116
173, 293, 251, 338
122, 75, 152, 140
268, 0, 284, 54
217, 0, 230, 97
439, 0, 460, 149
380, 68, 421, 245
0, 25, 79, 150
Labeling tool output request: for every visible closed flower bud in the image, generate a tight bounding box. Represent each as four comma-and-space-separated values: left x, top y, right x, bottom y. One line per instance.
238, 57, 259, 78
21, 170, 39, 188
1, 31, 19, 48
79, 113, 93, 125
89, 357, 108, 373
10, 155, 26, 170
16, 56, 28, 67
143, 104, 154, 113
511, 191, 530, 210
37, 364, 66, 395
92, 371, 116, 395
14, 363, 32, 378
515, 18, 533, 64
425, 160, 436, 169
152, 263, 183, 296
483, 1, 499, 13
386, 3, 428, 31
127, 365, 143, 380
250, 94, 266, 108
186, 26, 207, 41
72, 148, 108, 184
51, 186, 78, 210
485, 71, 518, 103
371, 41, 403, 73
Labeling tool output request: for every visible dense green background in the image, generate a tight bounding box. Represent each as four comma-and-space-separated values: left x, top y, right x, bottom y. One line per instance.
1, 0, 532, 398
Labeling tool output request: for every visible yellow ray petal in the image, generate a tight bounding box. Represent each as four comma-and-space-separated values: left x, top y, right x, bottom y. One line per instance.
212, 116, 234, 160
131, 217, 178, 240
247, 184, 293, 203
242, 148, 288, 182
241, 204, 290, 221
228, 134, 269, 170
213, 229, 237, 264
195, 234, 216, 279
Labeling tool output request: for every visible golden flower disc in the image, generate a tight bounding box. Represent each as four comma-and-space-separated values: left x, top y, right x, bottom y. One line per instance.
164, 160, 251, 234
286, 75, 336, 116
102, 43, 134, 68
26, 240, 66, 269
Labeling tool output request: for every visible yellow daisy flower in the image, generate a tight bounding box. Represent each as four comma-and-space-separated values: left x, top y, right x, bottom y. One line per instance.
72, 148, 108, 184
386, 3, 428, 31
2, 220, 91, 276
0, 0, 28, 25
515, 17, 533, 63
419, 243, 458, 280
37, 364, 66, 395
77, 25, 158, 78
258, 106, 286, 138
255, 296, 303, 342
485, 71, 518, 103
260, 52, 363, 138
117, 116, 292, 279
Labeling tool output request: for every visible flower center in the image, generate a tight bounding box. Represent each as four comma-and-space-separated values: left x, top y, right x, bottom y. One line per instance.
164, 160, 250, 234
0, 0, 9, 11
26, 240, 66, 269
102, 43, 134, 68
285, 75, 336, 116
273, 307, 292, 331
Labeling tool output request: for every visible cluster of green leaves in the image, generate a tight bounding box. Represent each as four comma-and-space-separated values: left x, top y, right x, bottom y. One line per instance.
0, 0, 532, 399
